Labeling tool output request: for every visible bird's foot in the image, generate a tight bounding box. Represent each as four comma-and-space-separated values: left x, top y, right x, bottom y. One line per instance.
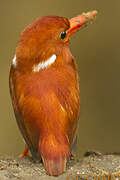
70, 152, 75, 160
19, 146, 29, 157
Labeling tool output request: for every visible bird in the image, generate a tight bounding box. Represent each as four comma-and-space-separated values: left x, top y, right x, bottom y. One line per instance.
9, 10, 97, 176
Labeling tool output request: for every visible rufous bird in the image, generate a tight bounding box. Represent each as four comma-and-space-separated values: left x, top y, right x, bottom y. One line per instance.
9, 10, 97, 176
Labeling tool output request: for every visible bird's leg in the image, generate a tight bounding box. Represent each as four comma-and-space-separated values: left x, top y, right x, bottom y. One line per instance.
19, 145, 29, 157
70, 152, 74, 158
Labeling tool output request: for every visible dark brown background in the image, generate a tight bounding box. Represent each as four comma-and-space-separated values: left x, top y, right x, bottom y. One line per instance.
0, 1, 120, 157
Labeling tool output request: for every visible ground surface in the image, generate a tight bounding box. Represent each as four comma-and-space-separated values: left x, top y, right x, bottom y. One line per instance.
0, 152, 120, 180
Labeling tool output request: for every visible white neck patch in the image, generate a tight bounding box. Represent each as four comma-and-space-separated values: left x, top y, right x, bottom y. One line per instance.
12, 55, 17, 67
33, 54, 56, 72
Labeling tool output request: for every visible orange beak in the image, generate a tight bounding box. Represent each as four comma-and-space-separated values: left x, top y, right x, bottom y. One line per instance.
67, 10, 98, 37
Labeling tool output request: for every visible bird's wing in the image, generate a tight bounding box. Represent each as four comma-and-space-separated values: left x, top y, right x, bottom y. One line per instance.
9, 67, 40, 159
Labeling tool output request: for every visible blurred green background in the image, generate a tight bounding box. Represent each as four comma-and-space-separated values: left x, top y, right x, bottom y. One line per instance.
0, 0, 120, 157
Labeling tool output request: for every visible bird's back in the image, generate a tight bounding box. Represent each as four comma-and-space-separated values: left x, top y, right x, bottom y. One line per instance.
9, 61, 80, 175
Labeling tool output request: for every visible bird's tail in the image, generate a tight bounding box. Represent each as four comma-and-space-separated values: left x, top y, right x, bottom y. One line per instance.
39, 134, 70, 176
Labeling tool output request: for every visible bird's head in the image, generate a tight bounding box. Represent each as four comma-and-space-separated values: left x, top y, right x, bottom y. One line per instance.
14, 11, 97, 72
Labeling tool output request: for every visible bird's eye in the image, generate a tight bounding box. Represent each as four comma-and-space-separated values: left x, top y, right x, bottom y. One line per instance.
60, 31, 66, 39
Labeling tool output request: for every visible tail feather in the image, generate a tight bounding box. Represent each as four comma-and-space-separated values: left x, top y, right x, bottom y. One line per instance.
39, 134, 70, 176
42, 155, 67, 176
